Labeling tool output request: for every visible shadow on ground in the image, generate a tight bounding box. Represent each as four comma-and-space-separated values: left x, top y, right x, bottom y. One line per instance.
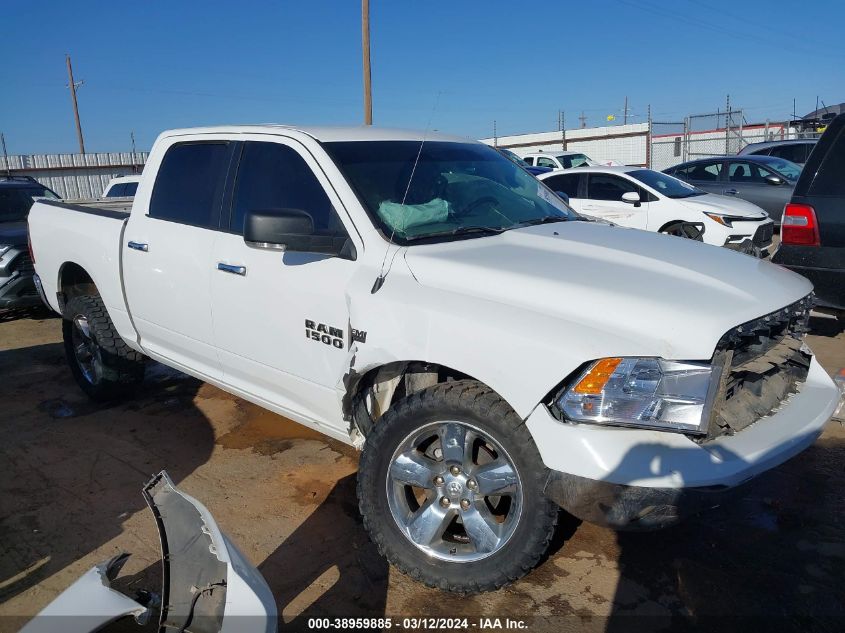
604, 437, 845, 632
0, 337, 214, 608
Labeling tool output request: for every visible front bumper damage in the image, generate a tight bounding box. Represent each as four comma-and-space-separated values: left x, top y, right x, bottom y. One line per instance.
544, 470, 744, 530
21, 471, 276, 633
530, 356, 840, 531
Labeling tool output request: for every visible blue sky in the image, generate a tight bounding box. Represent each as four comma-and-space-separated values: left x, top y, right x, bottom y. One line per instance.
1, 0, 841, 154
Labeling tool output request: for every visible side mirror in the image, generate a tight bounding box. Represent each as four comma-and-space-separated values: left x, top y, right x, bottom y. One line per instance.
555, 191, 570, 204
764, 175, 784, 186
621, 191, 641, 205
244, 209, 353, 258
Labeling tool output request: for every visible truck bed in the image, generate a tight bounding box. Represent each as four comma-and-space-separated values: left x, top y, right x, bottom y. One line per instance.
28, 198, 137, 344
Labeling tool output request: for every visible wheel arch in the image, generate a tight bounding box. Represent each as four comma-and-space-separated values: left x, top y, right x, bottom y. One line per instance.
657, 219, 686, 233
57, 262, 99, 312
345, 360, 500, 438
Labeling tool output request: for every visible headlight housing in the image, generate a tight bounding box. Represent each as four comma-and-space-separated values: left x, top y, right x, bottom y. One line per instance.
556, 357, 715, 435
703, 212, 734, 227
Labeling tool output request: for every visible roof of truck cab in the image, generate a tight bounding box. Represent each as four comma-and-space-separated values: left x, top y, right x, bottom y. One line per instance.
159, 125, 472, 144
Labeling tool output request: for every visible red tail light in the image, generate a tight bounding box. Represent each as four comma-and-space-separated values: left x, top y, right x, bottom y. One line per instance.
781, 203, 820, 246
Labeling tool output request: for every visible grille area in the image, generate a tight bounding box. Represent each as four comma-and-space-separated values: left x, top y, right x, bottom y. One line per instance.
704, 294, 814, 440
10, 251, 34, 276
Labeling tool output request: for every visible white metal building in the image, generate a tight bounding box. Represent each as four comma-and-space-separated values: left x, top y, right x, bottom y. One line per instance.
2, 152, 147, 199
480, 123, 649, 166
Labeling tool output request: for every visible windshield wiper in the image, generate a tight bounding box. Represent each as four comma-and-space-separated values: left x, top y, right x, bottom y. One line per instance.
520, 215, 571, 227
405, 225, 511, 241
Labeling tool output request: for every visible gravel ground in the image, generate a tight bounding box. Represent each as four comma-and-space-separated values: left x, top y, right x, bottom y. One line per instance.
0, 306, 842, 633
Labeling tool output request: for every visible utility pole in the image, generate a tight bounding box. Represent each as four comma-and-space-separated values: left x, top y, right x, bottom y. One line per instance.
493, 120, 497, 147
623, 96, 628, 125
1, 133, 11, 177
579, 111, 587, 129
130, 131, 138, 174
361, 0, 373, 125
559, 110, 566, 150
646, 104, 652, 169
66, 54, 86, 154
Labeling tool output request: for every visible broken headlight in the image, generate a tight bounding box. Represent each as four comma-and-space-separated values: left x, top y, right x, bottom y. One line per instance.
556, 357, 714, 434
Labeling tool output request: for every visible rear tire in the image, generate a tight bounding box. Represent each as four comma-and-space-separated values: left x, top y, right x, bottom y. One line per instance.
62, 295, 145, 401
357, 380, 558, 593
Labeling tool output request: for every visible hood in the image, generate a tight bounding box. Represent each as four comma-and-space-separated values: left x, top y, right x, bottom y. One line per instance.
678, 193, 769, 220
0, 221, 28, 244
404, 221, 811, 360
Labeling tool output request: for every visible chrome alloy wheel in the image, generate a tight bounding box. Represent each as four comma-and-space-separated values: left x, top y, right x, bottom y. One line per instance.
386, 421, 523, 562
71, 315, 102, 385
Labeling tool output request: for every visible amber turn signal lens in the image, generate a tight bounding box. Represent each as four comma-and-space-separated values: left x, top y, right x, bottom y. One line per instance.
572, 358, 623, 394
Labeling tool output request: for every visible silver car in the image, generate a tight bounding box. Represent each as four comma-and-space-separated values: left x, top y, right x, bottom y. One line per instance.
663, 155, 801, 224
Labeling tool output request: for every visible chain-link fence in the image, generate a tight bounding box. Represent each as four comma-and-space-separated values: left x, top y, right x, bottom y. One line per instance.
649, 110, 823, 171
648, 120, 686, 170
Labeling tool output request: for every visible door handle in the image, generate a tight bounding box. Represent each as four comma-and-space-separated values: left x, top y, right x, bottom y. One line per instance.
217, 262, 246, 276
127, 241, 148, 252
724, 188, 738, 195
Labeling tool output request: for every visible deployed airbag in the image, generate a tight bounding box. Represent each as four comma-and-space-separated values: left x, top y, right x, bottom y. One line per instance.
377, 197, 449, 233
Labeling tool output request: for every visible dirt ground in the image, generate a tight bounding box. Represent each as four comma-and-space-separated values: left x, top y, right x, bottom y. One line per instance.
0, 307, 843, 633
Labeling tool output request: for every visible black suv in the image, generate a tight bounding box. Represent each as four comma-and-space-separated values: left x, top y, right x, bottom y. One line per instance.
0, 176, 60, 309
772, 114, 845, 312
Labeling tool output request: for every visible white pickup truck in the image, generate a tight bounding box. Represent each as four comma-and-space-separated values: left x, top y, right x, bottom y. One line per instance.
28, 125, 839, 594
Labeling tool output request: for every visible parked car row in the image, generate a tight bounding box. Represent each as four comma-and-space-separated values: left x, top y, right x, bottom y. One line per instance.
538, 166, 774, 255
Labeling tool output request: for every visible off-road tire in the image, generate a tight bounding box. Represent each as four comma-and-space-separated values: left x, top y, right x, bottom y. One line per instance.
357, 380, 558, 593
62, 294, 145, 400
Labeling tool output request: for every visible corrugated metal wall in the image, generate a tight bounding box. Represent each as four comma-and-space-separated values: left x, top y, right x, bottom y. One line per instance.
2, 152, 148, 199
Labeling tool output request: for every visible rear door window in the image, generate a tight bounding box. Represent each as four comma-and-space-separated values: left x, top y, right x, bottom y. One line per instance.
676, 161, 722, 181
728, 162, 769, 183
586, 174, 639, 201
149, 142, 232, 228
229, 141, 347, 237
536, 156, 557, 169
767, 144, 806, 163
543, 174, 581, 198
124, 182, 138, 197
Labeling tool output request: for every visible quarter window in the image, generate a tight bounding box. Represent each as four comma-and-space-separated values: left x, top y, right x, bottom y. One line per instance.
149, 142, 231, 228
105, 183, 126, 197
230, 141, 346, 237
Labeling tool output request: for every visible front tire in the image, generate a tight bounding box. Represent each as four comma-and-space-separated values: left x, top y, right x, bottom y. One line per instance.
62, 295, 145, 401
660, 221, 704, 241
357, 380, 558, 593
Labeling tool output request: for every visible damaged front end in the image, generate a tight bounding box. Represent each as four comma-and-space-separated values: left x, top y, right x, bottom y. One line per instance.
21, 471, 276, 633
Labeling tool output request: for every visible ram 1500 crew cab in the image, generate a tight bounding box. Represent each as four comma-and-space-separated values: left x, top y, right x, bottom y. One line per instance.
28, 125, 840, 594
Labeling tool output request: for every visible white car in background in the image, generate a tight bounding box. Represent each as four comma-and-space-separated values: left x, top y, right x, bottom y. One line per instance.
539, 166, 775, 255
521, 150, 598, 170
102, 175, 141, 198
